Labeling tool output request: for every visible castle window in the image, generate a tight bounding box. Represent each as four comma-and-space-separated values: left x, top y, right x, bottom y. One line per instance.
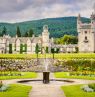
84, 36, 88, 43
85, 36, 87, 40
85, 31, 87, 34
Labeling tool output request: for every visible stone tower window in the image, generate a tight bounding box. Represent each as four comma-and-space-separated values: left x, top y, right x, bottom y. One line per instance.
85, 36, 87, 40
85, 31, 87, 34
84, 36, 88, 43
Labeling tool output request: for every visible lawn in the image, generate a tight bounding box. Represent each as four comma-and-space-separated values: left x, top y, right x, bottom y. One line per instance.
0, 84, 32, 97
0, 54, 37, 59
54, 72, 95, 80
0, 53, 95, 59
61, 84, 95, 97
0, 72, 37, 80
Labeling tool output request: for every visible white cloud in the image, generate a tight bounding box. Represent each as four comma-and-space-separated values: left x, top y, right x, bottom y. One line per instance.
0, 0, 95, 23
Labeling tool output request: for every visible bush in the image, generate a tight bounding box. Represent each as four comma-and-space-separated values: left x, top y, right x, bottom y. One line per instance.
88, 83, 95, 91
81, 85, 94, 92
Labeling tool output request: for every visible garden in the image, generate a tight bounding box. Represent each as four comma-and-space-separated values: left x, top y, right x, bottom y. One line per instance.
0, 53, 95, 97
0, 84, 31, 97
54, 58, 95, 79
61, 83, 95, 97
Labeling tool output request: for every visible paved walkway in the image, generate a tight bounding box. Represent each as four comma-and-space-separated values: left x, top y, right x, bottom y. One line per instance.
2, 73, 95, 97
29, 73, 65, 97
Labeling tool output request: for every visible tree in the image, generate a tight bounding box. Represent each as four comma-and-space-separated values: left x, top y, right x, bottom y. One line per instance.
28, 29, 33, 37
9, 44, 12, 54
20, 44, 27, 54
16, 26, 21, 37
35, 43, 40, 65
24, 32, 28, 37
54, 35, 78, 44
45, 47, 48, 53
2, 26, 7, 36
51, 48, 59, 59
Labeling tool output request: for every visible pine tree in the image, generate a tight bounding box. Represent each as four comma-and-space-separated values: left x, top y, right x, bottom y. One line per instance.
16, 26, 21, 37
2, 26, 7, 36
35, 43, 40, 65
28, 29, 33, 37
24, 32, 28, 37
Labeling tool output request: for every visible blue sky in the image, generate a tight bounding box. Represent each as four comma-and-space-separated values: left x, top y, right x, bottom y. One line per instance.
0, 0, 95, 23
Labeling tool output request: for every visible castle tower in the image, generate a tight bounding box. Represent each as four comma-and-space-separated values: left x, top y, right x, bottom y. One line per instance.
90, 4, 95, 52
42, 25, 49, 48
77, 14, 82, 33
91, 4, 95, 31
78, 4, 95, 53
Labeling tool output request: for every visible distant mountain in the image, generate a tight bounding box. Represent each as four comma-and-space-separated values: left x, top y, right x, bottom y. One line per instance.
0, 17, 90, 38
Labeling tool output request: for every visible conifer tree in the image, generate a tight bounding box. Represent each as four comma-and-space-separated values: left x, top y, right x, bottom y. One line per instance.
24, 32, 28, 37
2, 26, 7, 36
16, 26, 21, 37
28, 29, 33, 37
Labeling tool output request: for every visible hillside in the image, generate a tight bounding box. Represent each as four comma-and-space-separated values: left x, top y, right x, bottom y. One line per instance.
0, 17, 90, 38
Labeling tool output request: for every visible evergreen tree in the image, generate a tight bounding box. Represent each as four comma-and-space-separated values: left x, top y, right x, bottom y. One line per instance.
16, 26, 21, 37
35, 43, 40, 65
2, 26, 7, 36
51, 48, 55, 59
24, 32, 28, 37
28, 29, 33, 37
35, 43, 40, 56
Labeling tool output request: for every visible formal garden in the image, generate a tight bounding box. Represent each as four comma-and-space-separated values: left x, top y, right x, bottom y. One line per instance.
0, 53, 95, 97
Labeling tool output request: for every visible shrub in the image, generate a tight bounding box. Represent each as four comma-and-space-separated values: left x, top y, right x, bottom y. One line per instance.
81, 85, 94, 92
88, 83, 95, 91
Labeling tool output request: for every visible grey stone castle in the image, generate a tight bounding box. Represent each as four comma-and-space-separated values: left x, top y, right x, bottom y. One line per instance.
0, 25, 76, 54
78, 8, 95, 52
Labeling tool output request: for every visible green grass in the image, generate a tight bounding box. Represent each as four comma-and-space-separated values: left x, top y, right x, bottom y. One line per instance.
61, 84, 95, 97
0, 53, 95, 59
0, 72, 37, 80
54, 72, 95, 80
0, 84, 32, 97
0, 54, 37, 59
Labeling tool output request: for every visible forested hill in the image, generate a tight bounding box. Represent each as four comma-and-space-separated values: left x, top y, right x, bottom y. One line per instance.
0, 17, 90, 38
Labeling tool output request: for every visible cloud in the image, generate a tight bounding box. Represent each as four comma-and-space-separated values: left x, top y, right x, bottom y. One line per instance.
0, 0, 95, 23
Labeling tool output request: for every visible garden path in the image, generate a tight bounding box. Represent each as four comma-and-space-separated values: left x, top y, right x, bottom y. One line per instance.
2, 73, 95, 97
29, 73, 66, 97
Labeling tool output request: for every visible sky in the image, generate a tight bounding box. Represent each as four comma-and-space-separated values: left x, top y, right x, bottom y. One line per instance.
0, 0, 95, 23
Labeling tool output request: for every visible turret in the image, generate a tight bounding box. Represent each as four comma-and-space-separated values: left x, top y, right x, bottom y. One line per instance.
77, 14, 81, 32
42, 25, 49, 47
43, 25, 48, 32
91, 4, 95, 32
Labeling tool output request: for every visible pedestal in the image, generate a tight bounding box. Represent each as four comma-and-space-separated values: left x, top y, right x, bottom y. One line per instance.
43, 72, 50, 84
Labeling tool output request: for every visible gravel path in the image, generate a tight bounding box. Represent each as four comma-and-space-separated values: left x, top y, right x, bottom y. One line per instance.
29, 73, 66, 97
2, 73, 95, 97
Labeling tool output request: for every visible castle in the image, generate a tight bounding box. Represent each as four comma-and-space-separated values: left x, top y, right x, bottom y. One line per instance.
0, 25, 53, 54
0, 25, 76, 54
0, 8, 95, 54
77, 8, 95, 52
